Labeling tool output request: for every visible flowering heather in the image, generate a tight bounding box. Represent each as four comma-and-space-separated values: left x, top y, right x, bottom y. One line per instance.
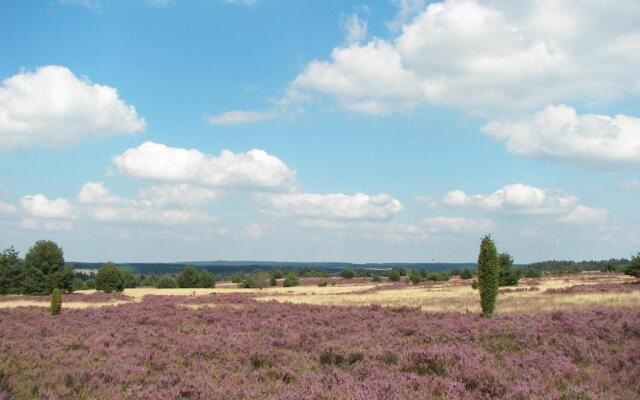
0, 293, 132, 303
0, 296, 639, 399
545, 281, 640, 295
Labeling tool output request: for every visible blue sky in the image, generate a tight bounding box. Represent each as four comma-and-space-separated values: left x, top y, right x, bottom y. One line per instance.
0, 0, 638, 263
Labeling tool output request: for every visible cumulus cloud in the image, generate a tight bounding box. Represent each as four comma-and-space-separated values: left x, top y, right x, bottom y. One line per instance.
19, 218, 74, 231
20, 194, 74, 219
113, 141, 296, 191
77, 181, 216, 225
341, 14, 368, 45
287, 0, 640, 116
442, 183, 608, 224
482, 105, 640, 164
256, 192, 403, 221
0, 200, 16, 214
0, 66, 145, 150
421, 216, 493, 233
207, 110, 275, 126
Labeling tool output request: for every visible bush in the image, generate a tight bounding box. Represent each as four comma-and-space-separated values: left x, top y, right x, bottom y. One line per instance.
372, 275, 382, 282
409, 270, 423, 284
426, 272, 450, 281
471, 280, 479, 289
499, 253, 519, 286
270, 270, 283, 280
283, 273, 299, 287
460, 269, 474, 279
524, 268, 542, 278
156, 275, 177, 288
340, 269, 355, 279
269, 276, 277, 286
625, 252, 640, 278
95, 263, 125, 293
318, 281, 328, 287
386, 269, 401, 282
177, 266, 200, 288
477, 235, 499, 315
50, 288, 62, 315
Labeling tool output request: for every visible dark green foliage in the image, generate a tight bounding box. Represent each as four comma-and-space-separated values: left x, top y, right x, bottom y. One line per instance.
283, 273, 299, 287
250, 270, 270, 289
460, 269, 474, 279
95, 263, 125, 293
231, 272, 246, 283
0, 247, 23, 294
84, 279, 96, 289
121, 270, 138, 288
471, 280, 479, 289
22, 266, 47, 295
524, 268, 542, 278
156, 275, 177, 288
141, 276, 158, 287
25, 240, 64, 276
340, 269, 355, 279
269, 276, 277, 286
371, 275, 382, 282
270, 269, 283, 280
23, 240, 72, 294
477, 235, 499, 315
625, 252, 640, 278
409, 270, 422, 284
498, 253, 520, 286
426, 272, 450, 281
50, 288, 62, 315
386, 269, 401, 282
318, 281, 328, 287
419, 268, 428, 279
177, 266, 200, 288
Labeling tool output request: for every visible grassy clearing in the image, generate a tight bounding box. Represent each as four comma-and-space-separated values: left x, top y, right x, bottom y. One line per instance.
1, 273, 637, 313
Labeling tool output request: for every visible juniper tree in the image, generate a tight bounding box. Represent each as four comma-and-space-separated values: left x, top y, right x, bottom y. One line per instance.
50, 288, 62, 315
477, 235, 499, 315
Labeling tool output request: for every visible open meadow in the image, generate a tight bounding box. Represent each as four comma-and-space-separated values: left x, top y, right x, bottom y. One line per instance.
2, 272, 640, 399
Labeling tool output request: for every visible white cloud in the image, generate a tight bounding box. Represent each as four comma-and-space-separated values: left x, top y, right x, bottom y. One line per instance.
20, 194, 74, 219
562, 205, 608, 224
0, 200, 16, 214
287, 0, 640, 116
257, 192, 403, 221
89, 206, 212, 226
113, 141, 296, 191
415, 195, 437, 208
341, 14, 368, 45
243, 223, 266, 238
138, 184, 219, 207
77, 181, 216, 225
207, 110, 274, 126
78, 181, 122, 205
421, 216, 493, 233
442, 183, 608, 224
19, 218, 74, 231
483, 105, 640, 164
442, 183, 578, 215
0, 66, 145, 150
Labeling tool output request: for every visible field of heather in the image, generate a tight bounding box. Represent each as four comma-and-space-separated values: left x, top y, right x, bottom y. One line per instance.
1, 273, 640, 399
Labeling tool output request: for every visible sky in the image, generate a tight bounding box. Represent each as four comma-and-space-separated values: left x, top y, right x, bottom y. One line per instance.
0, 0, 638, 263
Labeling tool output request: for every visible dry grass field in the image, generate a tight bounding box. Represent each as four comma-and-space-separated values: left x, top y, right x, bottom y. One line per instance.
1, 272, 638, 314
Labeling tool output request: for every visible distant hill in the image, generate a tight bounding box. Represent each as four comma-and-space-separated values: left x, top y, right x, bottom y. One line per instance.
71, 260, 478, 275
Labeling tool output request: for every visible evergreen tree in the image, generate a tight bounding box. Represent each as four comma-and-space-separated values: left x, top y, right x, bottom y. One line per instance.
498, 252, 519, 286
177, 266, 200, 288
22, 266, 47, 295
95, 263, 125, 293
24, 240, 70, 294
477, 235, 499, 315
0, 247, 23, 294
50, 288, 62, 315
156, 275, 177, 288
625, 252, 640, 278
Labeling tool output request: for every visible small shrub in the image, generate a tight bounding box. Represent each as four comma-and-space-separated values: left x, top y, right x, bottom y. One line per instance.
318, 281, 328, 287
409, 270, 423, 284
471, 280, 479, 289
625, 252, 640, 278
50, 288, 62, 315
340, 269, 355, 279
460, 268, 474, 279
387, 269, 401, 282
372, 275, 382, 282
283, 273, 299, 287
270, 276, 277, 286
156, 275, 177, 288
